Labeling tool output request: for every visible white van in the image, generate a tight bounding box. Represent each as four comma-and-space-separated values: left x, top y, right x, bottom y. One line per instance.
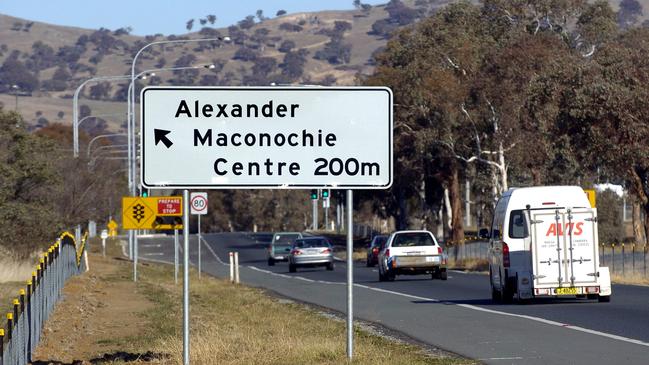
488, 186, 611, 303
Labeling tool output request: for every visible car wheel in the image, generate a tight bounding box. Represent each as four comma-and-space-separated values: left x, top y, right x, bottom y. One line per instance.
268, 258, 275, 266
366, 258, 373, 267
326, 262, 334, 271
289, 264, 296, 273
378, 266, 387, 281
439, 269, 448, 281
490, 270, 501, 303
387, 271, 396, 281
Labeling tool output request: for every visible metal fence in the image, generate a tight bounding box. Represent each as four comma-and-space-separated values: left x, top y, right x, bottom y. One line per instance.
450, 240, 649, 278
1, 231, 88, 365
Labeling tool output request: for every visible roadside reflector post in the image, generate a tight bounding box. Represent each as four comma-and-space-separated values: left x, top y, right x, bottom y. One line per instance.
346, 189, 354, 360
229, 252, 234, 282
234, 252, 240, 284
182, 189, 190, 365
174, 229, 179, 285
198, 214, 202, 279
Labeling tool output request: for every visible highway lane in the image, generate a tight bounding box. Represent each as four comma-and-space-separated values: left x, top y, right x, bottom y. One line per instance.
137, 232, 649, 364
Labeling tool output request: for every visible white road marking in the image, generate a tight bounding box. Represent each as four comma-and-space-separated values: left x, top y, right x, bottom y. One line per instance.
144, 252, 165, 256
479, 357, 524, 361
142, 244, 162, 248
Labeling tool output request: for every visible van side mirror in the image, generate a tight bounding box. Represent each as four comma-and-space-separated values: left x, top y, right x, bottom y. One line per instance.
478, 228, 489, 239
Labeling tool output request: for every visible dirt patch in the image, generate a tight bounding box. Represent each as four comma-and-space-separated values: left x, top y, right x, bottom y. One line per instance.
31, 253, 154, 363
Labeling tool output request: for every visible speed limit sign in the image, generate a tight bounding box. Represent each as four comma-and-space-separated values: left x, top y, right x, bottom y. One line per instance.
190, 192, 208, 215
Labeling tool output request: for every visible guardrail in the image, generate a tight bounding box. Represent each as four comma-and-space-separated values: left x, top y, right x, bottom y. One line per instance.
1, 231, 88, 365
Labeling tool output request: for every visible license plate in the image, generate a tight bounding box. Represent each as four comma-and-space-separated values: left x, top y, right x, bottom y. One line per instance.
556, 287, 578, 295
425, 256, 440, 263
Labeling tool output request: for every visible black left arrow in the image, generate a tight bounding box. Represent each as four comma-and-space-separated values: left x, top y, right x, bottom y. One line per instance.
154, 129, 173, 148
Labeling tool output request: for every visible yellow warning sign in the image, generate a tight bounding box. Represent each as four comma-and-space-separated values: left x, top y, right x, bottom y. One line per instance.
107, 219, 118, 237
122, 196, 183, 230
584, 189, 596, 208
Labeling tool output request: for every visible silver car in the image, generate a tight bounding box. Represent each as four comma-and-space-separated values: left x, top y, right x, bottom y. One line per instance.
288, 237, 334, 272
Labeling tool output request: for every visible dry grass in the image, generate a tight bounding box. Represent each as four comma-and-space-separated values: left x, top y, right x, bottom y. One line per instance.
334, 248, 367, 262
127, 250, 471, 364
448, 258, 489, 273
0, 258, 37, 283
0, 281, 25, 316
610, 273, 649, 286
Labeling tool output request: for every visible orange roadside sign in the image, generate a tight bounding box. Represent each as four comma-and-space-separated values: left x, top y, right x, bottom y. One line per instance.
122, 196, 183, 230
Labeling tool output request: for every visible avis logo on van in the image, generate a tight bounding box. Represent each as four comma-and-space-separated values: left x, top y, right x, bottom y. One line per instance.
546, 222, 583, 236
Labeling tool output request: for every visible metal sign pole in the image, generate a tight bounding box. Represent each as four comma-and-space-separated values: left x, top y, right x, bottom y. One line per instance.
198, 214, 202, 279
346, 189, 354, 360
134, 233, 138, 282
174, 229, 179, 285
182, 189, 190, 365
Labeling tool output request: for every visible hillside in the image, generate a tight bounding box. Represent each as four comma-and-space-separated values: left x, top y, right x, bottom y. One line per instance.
0, 0, 646, 134
0, 0, 437, 133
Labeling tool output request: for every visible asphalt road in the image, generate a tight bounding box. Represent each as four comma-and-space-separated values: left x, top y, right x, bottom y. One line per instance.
137, 232, 649, 365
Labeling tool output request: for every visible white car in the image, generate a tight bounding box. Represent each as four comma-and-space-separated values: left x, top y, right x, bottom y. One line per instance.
378, 230, 447, 281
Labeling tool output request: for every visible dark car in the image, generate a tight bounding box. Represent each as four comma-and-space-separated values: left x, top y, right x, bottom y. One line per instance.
366, 235, 388, 267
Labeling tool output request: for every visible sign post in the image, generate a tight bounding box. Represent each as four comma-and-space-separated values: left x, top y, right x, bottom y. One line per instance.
190, 192, 208, 278
140, 86, 392, 363
100, 229, 108, 257
122, 196, 183, 281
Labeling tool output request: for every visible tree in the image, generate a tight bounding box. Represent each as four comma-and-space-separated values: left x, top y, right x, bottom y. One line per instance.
618, 0, 643, 29
256, 9, 267, 22
278, 40, 296, 53
200, 18, 207, 26
88, 82, 112, 100
276, 10, 287, 16
239, 15, 256, 30
207, 15, 217, 24
0, 57, 39, 92
280, 49, 308, 80
186, 19, 195, 31
57, 111, 65, 119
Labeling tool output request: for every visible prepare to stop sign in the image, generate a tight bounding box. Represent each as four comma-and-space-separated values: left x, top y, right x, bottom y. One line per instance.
140, 86, 392, 189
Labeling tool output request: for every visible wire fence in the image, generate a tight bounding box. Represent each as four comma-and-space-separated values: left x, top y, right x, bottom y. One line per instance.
1, 231, 88, 365
449, 240, 649, 278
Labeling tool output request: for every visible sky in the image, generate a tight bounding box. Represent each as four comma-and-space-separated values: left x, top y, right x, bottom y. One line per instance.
0, 0, 387, 36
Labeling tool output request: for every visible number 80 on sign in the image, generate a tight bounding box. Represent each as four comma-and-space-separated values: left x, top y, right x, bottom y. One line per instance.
190, 192, 208, 215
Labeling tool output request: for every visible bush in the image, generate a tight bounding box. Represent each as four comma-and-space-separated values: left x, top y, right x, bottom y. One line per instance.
279, 23, 303, 32
314, 40, 352, 64
233, 47, 259, 62
278, 40, 296, 53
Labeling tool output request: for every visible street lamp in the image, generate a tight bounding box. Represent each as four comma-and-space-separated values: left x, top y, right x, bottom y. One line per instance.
129, 36, 231, 364
87, 133, 128, 158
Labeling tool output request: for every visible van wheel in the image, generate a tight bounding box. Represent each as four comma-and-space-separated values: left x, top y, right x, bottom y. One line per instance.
289, 264, 296, 273
378, 268, 387, 282
268, 258, 275, 266
598, 295, 611, 303
439, 269, 448, 281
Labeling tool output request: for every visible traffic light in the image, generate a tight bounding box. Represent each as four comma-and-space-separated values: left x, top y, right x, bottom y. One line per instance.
322, 190, 329, 199
310, 189, 318, 200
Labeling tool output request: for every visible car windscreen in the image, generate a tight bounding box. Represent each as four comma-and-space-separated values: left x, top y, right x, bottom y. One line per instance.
391, 233, 435, 247
294, 239, 330, 248
273, 234, 300, 245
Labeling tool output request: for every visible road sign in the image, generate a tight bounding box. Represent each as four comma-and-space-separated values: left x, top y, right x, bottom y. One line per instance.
584, 189, 596, 208
100, 229, 108, 240
190, 192, 208, 215
107, 219, 118, 237
122, 196, 183, 230
141, 87, 392, 189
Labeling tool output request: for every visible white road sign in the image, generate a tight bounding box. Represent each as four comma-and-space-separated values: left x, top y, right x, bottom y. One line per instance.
140, 87, 392, 189
190, 192, 208, 215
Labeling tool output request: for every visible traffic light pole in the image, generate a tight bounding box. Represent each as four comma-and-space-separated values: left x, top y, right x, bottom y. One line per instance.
312, 199, 318, 230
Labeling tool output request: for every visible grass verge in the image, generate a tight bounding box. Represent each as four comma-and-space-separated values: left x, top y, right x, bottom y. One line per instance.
33, 238, 473, 364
